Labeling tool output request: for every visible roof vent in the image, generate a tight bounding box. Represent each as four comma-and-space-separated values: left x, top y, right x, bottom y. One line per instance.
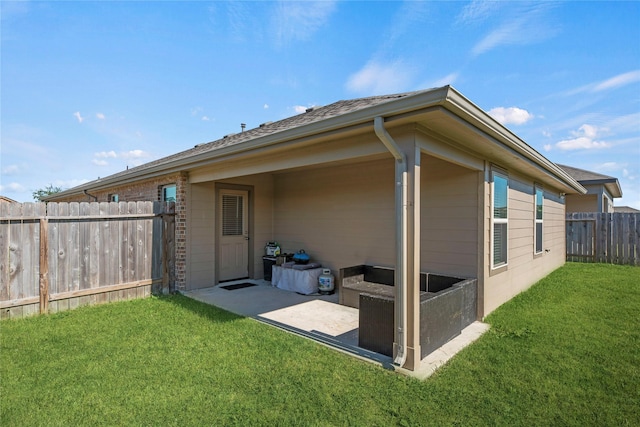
194, 143, 204, 148
305, 107, 316, 113
223, 133, 236, 139
259, 121, 273, 127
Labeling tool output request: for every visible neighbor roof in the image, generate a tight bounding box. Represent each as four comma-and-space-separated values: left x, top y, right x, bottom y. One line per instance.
46, 86, 585, 200
557, 164, 622, 198
614, 206, 640, 213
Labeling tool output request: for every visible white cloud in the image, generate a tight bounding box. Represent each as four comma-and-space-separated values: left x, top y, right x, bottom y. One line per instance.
91, 150, 149, 167
596, 162, 623, 173
121, 149, 148, 160
120, 150, 151, 166
471, 4, 558, 56
593, 70, 640, 92
564, 70, 640, 96
272, 1, 336, 47
488, 106, 534, 125
264, 104, 269, 109
96, 113, 106, 120
543, 144, 552, 152
0, 182, 26, 193
73, 111, 84, 123
430, 72, 459, 88
2, 165, 20, 175
92, 151, 117, 166
201, 116, 210, 121
346, 59, 415, 95
95, 151, 117, 159
457, 0, 502, 24
554, 124, 610, 151
293, 105, 310, 114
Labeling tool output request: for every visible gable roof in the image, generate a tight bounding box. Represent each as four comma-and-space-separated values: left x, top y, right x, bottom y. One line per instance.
46, 86, 585, 200
100, 91, 423, 182
557, 164, 622, 198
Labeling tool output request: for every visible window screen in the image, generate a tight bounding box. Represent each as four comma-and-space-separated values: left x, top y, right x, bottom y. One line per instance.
492, 171, 508, 268
222, 194, 243, 236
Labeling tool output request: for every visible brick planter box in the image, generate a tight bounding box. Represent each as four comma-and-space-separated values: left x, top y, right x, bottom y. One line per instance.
340, 265, 478, 358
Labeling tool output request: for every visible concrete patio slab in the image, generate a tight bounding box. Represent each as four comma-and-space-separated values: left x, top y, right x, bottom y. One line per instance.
183, 280, 489, 379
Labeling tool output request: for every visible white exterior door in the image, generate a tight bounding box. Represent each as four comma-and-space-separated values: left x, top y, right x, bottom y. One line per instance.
219, 190, 249, 281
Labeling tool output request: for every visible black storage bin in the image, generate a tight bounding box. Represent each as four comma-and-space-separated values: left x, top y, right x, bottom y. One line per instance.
263, 256, 276, 281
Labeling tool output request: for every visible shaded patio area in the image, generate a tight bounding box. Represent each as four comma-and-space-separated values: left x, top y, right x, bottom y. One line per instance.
183, 279, 489, 379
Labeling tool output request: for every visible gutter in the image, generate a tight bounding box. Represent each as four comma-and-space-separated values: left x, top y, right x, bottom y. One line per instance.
373, 116, 408, 367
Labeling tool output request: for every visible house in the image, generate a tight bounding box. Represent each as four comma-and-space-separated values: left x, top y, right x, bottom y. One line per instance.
0, 195, 18, 205
557, 164, 622, 213
613, 206, 640, 213
46, 86, 585, 371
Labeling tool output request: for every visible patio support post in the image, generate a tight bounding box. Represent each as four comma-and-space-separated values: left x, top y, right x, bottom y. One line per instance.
374, 117, 421, 370
401, 143, 421, 371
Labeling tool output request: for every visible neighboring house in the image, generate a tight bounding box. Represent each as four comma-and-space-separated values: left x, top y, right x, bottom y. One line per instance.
613, 206, 640, 213
557, 164, 622, 213
46, 86, 585, 371
0, 195, 18, 205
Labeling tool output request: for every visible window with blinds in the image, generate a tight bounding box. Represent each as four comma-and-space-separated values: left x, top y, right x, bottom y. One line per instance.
535, 185, 543, 254
222, 195, 243, 236
492, 170, 508, 268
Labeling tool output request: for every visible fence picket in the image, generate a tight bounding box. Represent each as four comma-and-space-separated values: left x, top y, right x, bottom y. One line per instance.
566, 212, 639, 266
0, 201, 175, 319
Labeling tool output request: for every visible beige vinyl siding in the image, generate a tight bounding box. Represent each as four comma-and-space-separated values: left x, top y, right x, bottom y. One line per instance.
565, 193, 597, 213
421, 155, 478, 278
483, 171, 566, 315
273, 159, 396, 274
188, 175, 275, 287
187, 182, 216, 290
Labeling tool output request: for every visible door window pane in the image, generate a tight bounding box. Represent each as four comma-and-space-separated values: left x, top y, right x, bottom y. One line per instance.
222, 195, 243, 236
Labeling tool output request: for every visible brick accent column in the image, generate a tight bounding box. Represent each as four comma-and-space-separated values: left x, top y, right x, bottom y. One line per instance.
174, 172, 188, 291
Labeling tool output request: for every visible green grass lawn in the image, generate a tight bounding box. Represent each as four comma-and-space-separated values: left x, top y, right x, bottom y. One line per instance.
1, 263, 638, 426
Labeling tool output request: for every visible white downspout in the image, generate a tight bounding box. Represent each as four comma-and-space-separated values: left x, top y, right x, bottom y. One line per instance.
374, 116, 408, 367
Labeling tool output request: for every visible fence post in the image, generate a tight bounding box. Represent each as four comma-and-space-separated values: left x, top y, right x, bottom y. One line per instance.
39, 218, 49, 314
162, 213, 169, 295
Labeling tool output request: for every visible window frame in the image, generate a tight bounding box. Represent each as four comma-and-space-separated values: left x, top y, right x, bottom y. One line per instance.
491, 169, 509, 269
534, 184, 543, 255
109, 194, 119, 202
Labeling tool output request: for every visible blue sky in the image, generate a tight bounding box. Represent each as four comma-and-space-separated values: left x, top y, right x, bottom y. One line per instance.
2, 1, 639, 208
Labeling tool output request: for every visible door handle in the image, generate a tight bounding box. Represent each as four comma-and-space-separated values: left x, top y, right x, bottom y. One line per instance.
244, 237, 250, 240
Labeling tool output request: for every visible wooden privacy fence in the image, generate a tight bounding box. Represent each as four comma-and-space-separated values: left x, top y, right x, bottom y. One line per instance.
566, 212, 640, 266
0, 201, 175, 319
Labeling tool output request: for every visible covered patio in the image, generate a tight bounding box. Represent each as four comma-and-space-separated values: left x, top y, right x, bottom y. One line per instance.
183, 279, 489, 379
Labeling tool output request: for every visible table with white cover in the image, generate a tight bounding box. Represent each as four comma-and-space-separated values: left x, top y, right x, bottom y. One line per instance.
271, 265, 323, 295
